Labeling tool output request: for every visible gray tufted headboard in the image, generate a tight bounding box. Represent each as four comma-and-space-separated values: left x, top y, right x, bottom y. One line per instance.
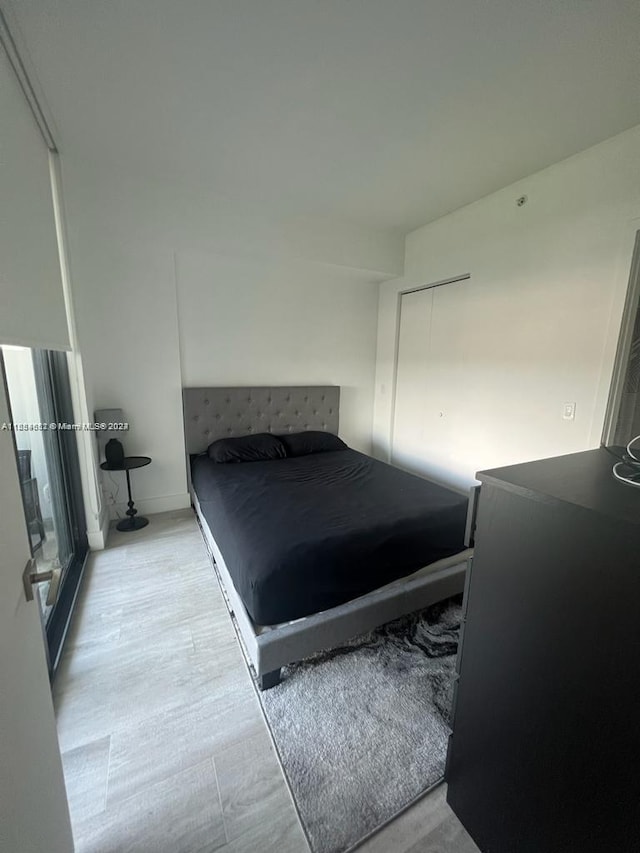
182, 386, 340, 456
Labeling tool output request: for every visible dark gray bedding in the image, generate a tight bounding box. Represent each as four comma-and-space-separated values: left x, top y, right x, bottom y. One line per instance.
191, 449, 468, 625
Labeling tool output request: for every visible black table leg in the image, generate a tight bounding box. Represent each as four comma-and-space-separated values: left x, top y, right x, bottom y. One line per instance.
116, 468, 149, 532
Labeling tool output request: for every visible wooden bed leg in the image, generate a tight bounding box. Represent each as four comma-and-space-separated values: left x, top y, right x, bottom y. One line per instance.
257, 668, 281, 691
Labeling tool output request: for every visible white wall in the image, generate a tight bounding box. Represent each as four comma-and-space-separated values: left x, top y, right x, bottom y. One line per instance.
177, 251, 378, 451
61, 158, 400, 517
373, 125, 640, 490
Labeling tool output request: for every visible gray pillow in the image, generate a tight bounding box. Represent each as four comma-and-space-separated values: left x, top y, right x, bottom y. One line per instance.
208, 433, 286, 463
279, 431, 348, 457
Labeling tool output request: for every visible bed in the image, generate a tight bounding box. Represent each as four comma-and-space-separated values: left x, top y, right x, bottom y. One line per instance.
183, 386, 472, 688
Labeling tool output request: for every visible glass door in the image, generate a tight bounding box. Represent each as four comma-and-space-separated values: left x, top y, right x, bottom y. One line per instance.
1, 345, 88, 675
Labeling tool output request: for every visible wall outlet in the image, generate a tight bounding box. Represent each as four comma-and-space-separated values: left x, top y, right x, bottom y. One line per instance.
101, 481, 118, 505
563, 402, 576, 421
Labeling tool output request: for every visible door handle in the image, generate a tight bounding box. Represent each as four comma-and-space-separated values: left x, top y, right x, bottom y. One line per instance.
23, 559, 62, 607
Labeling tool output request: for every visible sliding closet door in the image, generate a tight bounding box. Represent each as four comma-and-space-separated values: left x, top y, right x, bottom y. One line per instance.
425, 280, 476, 486
392, 280, 471, 487
392, 288, 434, 473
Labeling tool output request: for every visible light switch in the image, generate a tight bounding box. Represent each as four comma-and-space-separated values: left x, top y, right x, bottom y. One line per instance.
563, 402, 576, 421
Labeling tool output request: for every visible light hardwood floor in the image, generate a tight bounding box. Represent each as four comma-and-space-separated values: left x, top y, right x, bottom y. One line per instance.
55, 510, 479, 853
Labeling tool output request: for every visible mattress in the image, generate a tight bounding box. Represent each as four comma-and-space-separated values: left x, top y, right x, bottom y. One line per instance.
191, 449, 468, 625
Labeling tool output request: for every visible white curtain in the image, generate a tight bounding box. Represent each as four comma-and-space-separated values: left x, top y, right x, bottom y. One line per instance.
0, 45, 69, 351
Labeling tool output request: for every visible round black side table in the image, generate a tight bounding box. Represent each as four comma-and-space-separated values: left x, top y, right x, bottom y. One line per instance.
100, 456, 151, 532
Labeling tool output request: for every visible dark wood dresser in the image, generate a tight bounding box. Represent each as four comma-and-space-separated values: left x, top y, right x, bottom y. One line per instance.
446, 448, 640, 852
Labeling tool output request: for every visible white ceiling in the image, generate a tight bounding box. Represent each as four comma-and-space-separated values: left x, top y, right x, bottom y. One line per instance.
7, 0, 640, 233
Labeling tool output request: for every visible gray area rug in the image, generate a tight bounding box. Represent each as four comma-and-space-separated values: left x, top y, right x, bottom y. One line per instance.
257, 596, 463, 853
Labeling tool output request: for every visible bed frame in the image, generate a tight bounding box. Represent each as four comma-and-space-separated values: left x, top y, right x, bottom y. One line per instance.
183, 385, 471, 689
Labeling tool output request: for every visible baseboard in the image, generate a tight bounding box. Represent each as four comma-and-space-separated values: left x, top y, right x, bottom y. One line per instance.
109, 491, 191, 520
87, 505, 110, 550
87, 525, 106, 551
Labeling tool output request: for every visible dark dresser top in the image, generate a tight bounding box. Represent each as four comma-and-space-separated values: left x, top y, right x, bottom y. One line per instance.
478, 447, 640, 527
